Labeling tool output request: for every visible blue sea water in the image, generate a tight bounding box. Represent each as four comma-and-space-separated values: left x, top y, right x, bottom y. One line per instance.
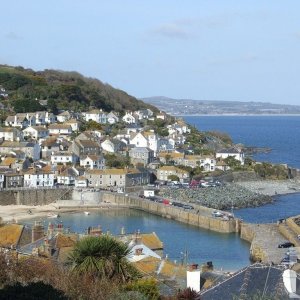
28, 209, 250, 271
184, 115, 300, 169
183, 115, 300, 223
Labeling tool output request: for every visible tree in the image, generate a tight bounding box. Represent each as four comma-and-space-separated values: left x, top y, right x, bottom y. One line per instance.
124, 278, 160, 300
168, 175, 179, 182
68, 235, 139, 282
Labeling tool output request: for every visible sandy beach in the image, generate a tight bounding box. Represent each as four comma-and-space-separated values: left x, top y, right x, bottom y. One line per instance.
0, 203, 117, 223
236, 179, 300, 196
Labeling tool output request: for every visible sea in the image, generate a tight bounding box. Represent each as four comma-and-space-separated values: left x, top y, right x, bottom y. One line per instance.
184, 115, 300, 169
26, 115, 300, 271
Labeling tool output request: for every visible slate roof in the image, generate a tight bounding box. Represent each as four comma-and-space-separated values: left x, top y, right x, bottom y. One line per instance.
200, 263, 295, 300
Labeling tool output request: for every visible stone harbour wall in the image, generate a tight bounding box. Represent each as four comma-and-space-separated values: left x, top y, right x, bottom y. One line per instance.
0, 189, 72, 206
102, 192, 239, 233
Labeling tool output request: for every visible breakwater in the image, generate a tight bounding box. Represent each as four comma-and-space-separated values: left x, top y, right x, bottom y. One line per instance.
159, 184, 273, 210
102, 193, 240, 233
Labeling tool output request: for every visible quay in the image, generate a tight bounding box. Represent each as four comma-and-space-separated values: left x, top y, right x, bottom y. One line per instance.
2, 188, 300, 265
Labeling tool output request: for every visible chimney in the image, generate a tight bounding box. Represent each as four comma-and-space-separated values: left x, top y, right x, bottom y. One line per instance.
135, 248, 143, 256
32, 221, 44, 243
48, 222, 54, 238
186, 264, 201, 293
135, 229, 142, 244
120, 226, 125, 235
282, 269, 298, 295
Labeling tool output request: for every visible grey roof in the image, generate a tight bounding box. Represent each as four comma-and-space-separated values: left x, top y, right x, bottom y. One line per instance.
129, 147, 152, 153
200, 263, 294, 300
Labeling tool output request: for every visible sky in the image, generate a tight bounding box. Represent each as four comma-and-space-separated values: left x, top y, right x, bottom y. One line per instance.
1, 1, 300, 105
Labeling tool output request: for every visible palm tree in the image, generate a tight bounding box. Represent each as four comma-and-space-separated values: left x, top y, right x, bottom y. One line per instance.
68, 235, 139, 282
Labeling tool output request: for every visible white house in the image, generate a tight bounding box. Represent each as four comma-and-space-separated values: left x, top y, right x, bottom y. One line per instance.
48, 124, 72, 135
75, 176, 88, 188
130, 131, 160, 156
0, 173, 4, 189
5, 115, 30, 129
80, 154, 105, 170
85, 109, 108, 124
23, 170, 54, 187
65, 119, 80, 132
23, 126, 49, 140
56, 111, 71, 123
57, 167, 81, 186
0, 127, 23, 142
216, 148, 245, 165
50, 152, 77, 165
122, 112, 138, 124
107, 112, 119, 124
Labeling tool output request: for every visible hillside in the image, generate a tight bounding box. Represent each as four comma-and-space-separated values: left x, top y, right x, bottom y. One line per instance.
0, 65, 158, 115
142, 96, 300, 115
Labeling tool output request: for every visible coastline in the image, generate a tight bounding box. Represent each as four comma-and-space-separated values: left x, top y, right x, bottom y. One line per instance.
173, 114, 300, 117
1, 179, 300, 224
235, 179, 300, 197
0, 203, 118, 223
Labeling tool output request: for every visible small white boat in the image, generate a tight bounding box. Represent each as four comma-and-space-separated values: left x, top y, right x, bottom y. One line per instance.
84, 211, 90, 215
47, 213, 59, 218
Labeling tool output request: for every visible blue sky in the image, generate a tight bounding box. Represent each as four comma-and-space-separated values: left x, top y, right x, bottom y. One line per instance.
1, 1, 300, 105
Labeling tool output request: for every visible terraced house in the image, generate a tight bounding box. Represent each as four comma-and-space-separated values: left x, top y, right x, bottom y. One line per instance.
23, 169, 54, 187
85, 168, 149, 188
157, 166, 190, 182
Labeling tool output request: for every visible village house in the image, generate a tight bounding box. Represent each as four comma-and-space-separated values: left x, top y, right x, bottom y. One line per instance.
0, 141, 40, 161
122, 112, 138, 124
72, 140, 101, 156
3, 172, 24, 188
156, 166, 190, 182
50, 152, 77, 165
84, 109, 108, 124
125, 124, 143, 135
41, 137, 61, 158
65, 119, 81, 132
56, 111, 71, 123
107, 112, 119, 124
23, 126, 49, 140
0, 172, 4, 189
75, 176, 88, 188
5, 114, 31, 129
216, 147, 245, 165
85, 168, 149, 188
0, 157, 19, 170
57, 166, 83, 186
158, 151, 185, 164
23, 169, 54, 187
48, 124, 72, 135
156, 111, 166, 120
29, 111, 55, 125
130, 131, 160, 156
183, 155, 216, 171
80, 154, 106, 170
215, 160, 231, 171
0, 127, 23, 142
129, 147, 155, 166
101, 138, 126, 154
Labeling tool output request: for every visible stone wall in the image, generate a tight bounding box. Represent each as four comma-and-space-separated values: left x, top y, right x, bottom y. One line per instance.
102, 192, 239, 233
0, 189, 72, 206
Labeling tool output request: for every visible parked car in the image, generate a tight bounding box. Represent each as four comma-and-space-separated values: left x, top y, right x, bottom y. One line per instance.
278, 242, 295, 248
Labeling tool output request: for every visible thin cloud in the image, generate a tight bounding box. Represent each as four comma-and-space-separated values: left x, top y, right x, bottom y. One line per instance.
208, 54, 260, 66
152, 23, 190, 40
5, 32, 22, 40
